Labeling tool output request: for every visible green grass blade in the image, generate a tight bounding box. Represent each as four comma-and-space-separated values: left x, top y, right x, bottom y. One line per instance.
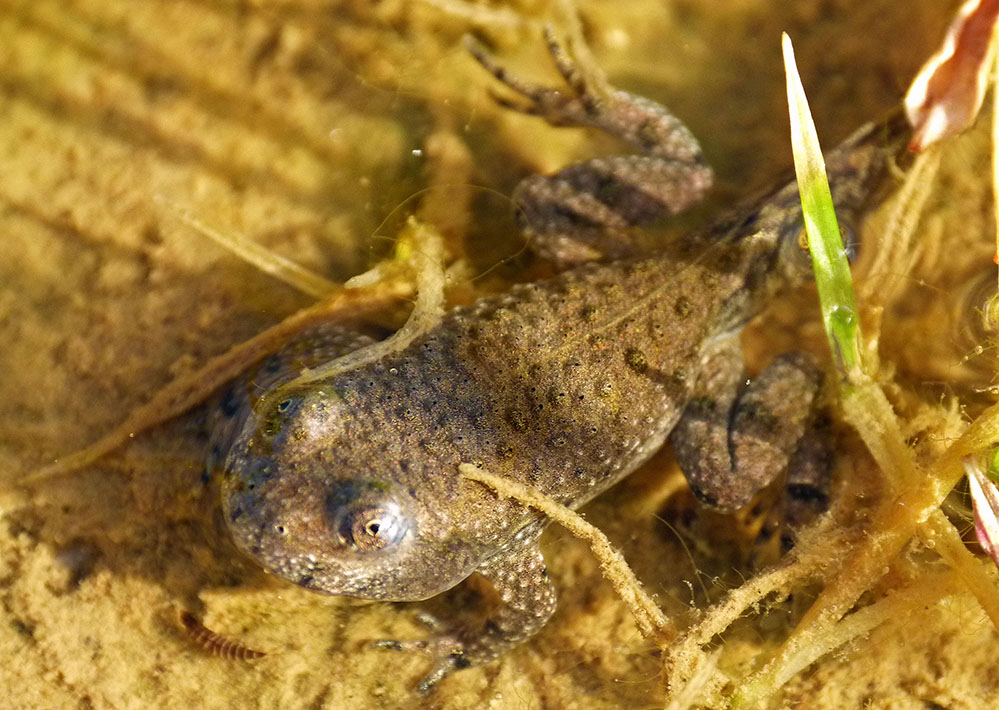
782, 33, 862, 377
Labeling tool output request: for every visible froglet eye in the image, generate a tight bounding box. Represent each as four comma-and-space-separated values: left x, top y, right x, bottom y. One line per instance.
795, 223, 858, 261
333, 502, 408, 550
325, 480, 411, 552
256, 393, 303, 438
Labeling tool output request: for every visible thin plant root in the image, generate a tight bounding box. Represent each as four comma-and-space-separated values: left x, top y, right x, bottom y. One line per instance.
840, 374, 999, 626
858, 148, 941, 330
763, 570, 957, 693
662, 522, 852, 697
922, 511, 999, 627
839, 374, 921, 489
731, 398, 999, 707
262, 217, 446, 403
459, 463, 674, 644
418, 115, 476, 260
161, 204, 340, 299
21, 277, 412, 486
179, 610, 267, 661
712, 136, 999, 705
664, 649, 724, 710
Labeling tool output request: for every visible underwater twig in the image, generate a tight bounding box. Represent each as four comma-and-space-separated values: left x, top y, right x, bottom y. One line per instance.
21, 278, 411, 486
261, 217, 446, 401
161, 202, 340, 299
459, 463, 675, 643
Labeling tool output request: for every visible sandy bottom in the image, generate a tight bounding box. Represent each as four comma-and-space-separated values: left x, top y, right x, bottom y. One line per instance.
2, 0, 996, 708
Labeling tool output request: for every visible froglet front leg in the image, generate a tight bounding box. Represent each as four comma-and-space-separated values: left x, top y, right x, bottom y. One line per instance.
377, 523, 553, 693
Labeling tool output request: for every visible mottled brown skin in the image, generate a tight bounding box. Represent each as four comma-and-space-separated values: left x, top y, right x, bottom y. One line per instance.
210, 34, 910, 691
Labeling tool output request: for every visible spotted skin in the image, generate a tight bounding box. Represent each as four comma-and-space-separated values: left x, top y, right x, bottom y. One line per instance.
206, 326, 375, 482
210, 35, 911, 690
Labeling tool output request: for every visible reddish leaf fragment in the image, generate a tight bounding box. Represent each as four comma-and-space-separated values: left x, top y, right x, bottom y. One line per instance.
965, 456, 999, 570
905, 0, 999, 152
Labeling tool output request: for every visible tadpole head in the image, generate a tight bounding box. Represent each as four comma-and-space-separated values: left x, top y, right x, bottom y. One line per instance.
217, 386, 478, 601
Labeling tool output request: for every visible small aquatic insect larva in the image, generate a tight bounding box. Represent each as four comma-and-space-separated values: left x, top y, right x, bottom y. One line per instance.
178, 610, 267, 661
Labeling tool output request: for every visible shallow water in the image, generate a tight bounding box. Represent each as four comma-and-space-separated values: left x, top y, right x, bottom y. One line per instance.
1, 1, 994, 708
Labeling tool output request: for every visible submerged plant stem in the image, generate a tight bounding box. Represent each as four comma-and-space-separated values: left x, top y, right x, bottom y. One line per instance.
271, 217, 447, 396
21, 279, 412, 485
162, 203, 340, 299
731, 33, 999, 710
459, 463, 675, 643
734, 400, 999, 707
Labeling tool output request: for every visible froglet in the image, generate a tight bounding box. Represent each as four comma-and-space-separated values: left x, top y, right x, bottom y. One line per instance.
208, 31, 910, 691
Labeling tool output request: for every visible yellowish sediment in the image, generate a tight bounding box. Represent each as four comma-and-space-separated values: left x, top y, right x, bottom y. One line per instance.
1, 1, 995, 709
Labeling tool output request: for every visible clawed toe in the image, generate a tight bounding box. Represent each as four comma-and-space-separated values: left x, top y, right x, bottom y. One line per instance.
371, 638, 422, 652
540, 24, 588, 97
373, 635, 467, 693
464, 29, 595, 126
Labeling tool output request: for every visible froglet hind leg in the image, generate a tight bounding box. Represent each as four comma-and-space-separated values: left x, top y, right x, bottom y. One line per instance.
468, 27, 713, 268
778, 420, 835, 539
747, 419, 835, 566
669, 339, 828, 515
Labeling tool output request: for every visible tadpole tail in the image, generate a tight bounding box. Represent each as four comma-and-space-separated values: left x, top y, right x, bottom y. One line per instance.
722, 103, 915, 295
823, 105, 914, 229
